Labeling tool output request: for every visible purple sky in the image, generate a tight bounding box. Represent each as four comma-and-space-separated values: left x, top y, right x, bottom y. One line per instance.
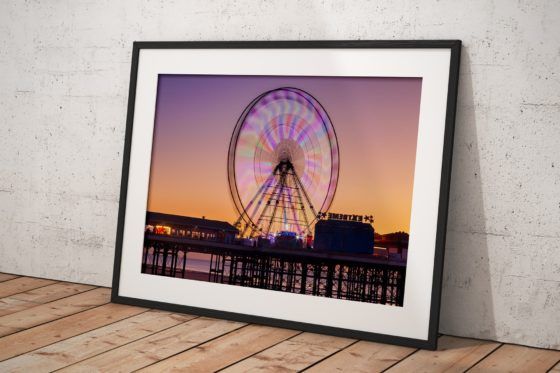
147, 74, 422, 234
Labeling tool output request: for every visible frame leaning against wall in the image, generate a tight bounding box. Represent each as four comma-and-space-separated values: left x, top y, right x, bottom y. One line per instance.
111, 40, 461, 350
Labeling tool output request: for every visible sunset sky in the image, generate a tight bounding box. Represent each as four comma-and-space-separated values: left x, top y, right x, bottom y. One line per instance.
146, 74, 422, 234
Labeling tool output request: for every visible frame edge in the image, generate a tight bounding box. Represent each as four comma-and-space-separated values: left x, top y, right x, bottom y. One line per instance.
426, 39, 462, 350
111, 42, 141, 302
110, 40, 463, 350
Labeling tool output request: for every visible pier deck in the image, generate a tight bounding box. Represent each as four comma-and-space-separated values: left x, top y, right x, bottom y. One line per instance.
142, 234, 407, 306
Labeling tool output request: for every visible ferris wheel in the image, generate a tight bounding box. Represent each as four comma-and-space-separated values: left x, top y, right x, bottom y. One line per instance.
228, 87, 339, 238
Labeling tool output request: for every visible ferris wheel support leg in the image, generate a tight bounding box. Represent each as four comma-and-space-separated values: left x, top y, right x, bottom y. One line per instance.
285, 187, 301, 234
292, 168, 319, 220
290, 170, 314, 235
254, 169, 282, 237
235, 173, 274, 236
235, 173, 274, 226
264, 172, 286, 236
246, 175, 276, 227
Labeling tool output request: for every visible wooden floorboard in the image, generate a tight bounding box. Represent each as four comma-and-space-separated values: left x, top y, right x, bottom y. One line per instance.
305, 340, 416, 372
0, 282, 96, 317
0, 273, 19, 282
0, 310, 195, 373
0, 287, 110, 337
0, 277, 57, 298
139, 324, 300, 372
386, 336, 501, 373
0, 273, 558, 373
220, 332, 355, 372
0, 303, 146, 361
59, 317, 245, 372
468, 344, 560, 372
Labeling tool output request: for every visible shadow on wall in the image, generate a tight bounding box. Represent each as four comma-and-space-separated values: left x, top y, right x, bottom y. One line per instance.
439, 49, 497, 341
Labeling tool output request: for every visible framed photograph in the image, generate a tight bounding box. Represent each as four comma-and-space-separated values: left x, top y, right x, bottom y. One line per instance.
112, 40, 461, 349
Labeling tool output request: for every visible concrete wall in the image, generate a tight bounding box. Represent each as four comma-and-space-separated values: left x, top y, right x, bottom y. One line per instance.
0, 0, 558, 349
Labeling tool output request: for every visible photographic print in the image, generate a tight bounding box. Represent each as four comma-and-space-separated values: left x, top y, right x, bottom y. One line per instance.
142, 75, 421, 307
112, 41, 460, 349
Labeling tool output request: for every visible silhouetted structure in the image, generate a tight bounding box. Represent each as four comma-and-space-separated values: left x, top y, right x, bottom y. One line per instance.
141, 234, 405, 306
145, 211, 238, 244
275, 231, 303, 250
234, 159, 319, 239
313, 219, 374, 254
375, 231, 409, 259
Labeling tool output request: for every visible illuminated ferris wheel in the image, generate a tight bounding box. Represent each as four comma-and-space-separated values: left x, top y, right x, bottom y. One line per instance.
227, 87, 339, 238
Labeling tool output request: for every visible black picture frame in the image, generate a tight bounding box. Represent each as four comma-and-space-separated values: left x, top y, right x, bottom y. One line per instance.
111, 40, 461, 350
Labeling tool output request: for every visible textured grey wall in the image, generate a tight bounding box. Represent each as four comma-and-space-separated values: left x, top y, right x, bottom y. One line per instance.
1, 0, 558, 349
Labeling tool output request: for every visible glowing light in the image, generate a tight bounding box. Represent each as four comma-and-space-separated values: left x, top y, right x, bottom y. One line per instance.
154, 225, 171, 235
229, 88, 339, 234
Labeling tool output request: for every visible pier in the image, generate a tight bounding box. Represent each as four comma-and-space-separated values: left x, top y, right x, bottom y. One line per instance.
141, 234, 406, 306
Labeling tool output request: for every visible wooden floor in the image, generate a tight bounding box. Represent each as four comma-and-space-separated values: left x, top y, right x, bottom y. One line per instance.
0, 274, 558, 372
